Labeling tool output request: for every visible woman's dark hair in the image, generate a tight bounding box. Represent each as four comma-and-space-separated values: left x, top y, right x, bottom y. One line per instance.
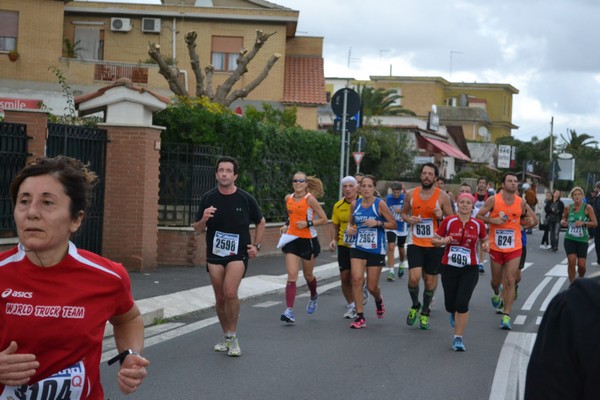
10, 156, 98, 220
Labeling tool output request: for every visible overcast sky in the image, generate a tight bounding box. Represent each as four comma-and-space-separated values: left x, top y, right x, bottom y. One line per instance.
95, 0, 600, 145
272, 0, 600, 146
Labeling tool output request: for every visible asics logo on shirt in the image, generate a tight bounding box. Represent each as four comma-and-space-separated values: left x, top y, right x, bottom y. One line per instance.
2, 288, 33, 299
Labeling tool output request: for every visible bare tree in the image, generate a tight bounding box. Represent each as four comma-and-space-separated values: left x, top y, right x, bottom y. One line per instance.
148, 29, 281, 106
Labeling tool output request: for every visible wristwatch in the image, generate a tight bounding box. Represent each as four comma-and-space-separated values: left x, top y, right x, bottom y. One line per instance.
254, 243, 261, 251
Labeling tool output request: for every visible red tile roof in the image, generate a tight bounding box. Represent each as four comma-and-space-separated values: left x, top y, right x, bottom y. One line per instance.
75, 78, 171, 108
282, 56, 327, 105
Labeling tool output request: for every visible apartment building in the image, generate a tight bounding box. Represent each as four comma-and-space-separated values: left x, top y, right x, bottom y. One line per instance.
0, 0, 326, 129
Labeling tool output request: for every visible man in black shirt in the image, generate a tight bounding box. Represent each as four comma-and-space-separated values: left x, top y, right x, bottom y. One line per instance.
194, 156, 265, 357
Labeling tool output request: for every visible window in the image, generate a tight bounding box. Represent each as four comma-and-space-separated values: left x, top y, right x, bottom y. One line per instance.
0, 11, 18, 52
74, 27, 104, 60
211, 36, 243, 72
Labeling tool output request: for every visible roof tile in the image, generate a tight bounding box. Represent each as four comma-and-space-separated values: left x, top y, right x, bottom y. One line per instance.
282, 56, 327, 105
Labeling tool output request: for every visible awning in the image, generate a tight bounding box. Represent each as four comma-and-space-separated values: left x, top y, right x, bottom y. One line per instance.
419, 135, 471, 161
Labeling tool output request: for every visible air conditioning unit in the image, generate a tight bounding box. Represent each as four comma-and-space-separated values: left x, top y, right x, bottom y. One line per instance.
142, 18, 161, 33
111, 18, 132, 32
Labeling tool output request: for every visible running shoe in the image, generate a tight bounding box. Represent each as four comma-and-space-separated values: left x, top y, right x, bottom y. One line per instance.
500, 314, 512, 330
214, 336, 231, 352
306, 295, 318, 314
478, 264, 485, 273
343, 305, 357, 319
491, 294, 502, 309
449, 312, 455, 328
406, 304, 421, 326
386, 271, 395, 281
419, 313, 430, 330
227, 337, 241, 357
350, 316, 366, 329
496, 301, 505, 315
398, 266, 405, 278
375, 299, 385, 319
362, 282, 369, 305
452, 336, 466, 352
280, 307, 295, 323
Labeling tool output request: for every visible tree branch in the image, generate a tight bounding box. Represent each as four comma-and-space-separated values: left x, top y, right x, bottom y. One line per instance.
204, 65, 214, 99
223, 53, 281, 106
148, 42, 187, 96
213, 30, 276, 104
184, 32, 205, 98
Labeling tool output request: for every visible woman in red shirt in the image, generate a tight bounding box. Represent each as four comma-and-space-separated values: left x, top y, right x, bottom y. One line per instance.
433, 192, 489, 351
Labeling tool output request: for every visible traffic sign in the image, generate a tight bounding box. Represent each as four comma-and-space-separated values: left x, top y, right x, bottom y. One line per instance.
333, 117, 358, 134
331, 88, 361, 117
353, 151, 365, 165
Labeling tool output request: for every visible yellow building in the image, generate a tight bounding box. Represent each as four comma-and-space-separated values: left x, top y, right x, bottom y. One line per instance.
0, 0, 326, 129
325, 76, 518, 142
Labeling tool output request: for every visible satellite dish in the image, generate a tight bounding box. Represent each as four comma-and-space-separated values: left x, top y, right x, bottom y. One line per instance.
478, 126, 488, 137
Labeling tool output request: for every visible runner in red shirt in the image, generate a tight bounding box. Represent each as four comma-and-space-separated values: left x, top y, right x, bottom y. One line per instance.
433, 193, 489, 351
0, 156, 148, 399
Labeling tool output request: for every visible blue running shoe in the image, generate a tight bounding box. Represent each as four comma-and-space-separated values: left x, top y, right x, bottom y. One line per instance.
491, 294, 501, 309
398, 266, 405, 278
280, 307, 295, 323
452, 336, 466, 351
306, 295, 318, 314
500, 314, 512, 330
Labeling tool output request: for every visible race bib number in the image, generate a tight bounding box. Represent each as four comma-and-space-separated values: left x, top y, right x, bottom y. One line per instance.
343, 229, 357, 246
357, 228, 378, 249
448, 246, 471, 267
568, 223, 584, 238
414, 218, 434, 238
495, 229, 515, 249
1, 361, 85, 400
212, 231, 240, 257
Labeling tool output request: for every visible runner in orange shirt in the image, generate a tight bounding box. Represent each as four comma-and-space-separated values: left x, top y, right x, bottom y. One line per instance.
476, 173, 534, 330
401, 163, 454, 330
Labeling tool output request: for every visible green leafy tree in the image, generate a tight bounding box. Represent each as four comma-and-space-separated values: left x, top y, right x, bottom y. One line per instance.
350, 125, 415, 180
356, 84, 416, 118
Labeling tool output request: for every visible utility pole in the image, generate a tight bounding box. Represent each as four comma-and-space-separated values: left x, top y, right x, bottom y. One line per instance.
549, 116, 554, 193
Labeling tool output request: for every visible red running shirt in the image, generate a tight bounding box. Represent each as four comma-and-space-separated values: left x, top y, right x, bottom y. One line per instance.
0, 242, 134, 399
436, 216, 487, 267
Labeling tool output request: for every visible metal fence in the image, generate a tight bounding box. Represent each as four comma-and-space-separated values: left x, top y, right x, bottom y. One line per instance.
0, 122, 29, 234
159, 143, 222, 226
47, 123, 108, 254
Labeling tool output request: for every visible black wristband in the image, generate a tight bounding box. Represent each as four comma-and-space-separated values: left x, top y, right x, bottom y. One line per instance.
307, 220, 314, 227
108, 349, 140, 366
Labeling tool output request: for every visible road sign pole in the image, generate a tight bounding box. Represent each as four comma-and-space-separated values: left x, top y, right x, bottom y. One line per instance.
338, 89, 348, 199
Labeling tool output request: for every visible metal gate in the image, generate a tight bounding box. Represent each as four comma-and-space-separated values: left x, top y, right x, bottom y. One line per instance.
47, 123, 108, 254
0, 122, 29, 234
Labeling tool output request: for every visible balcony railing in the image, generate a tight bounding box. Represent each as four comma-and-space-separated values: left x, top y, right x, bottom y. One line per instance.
94, 63, 148, 84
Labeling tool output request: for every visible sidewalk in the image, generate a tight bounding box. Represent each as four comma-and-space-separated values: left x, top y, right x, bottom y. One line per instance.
107, 252, 341, 335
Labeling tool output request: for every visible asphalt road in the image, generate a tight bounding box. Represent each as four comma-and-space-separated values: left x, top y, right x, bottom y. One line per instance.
100, 230, 591, 400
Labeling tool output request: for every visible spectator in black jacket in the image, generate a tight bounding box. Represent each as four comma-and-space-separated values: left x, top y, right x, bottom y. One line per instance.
591, 181, 600, 265
546, 190, 564, 252
525, 272, 600, 399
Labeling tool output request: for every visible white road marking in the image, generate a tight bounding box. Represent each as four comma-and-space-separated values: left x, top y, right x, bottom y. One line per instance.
489, 332, 537, 400
545, 263, 568, 277
254, 300, 280, 308
521, 276, 552, 311
514, 315, 526, 325
536, 316, 543, 325
540, 277, 567, 311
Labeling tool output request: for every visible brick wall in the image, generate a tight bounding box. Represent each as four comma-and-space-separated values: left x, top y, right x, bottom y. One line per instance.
157, 223, 332, 267
102, 125, 161, 271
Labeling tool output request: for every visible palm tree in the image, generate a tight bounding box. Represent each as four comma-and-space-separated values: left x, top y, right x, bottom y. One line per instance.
356, 84, 416, 117
559, 129, 598, 156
